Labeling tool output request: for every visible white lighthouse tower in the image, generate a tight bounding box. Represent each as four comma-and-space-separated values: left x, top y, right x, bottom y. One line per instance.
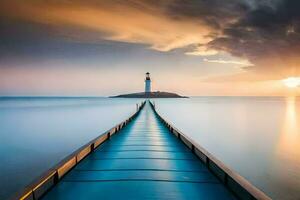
145, 72, 151, 93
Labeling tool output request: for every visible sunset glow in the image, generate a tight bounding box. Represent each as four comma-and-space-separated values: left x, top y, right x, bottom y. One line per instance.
0, 0, 300, 96
283, 77, 300, 88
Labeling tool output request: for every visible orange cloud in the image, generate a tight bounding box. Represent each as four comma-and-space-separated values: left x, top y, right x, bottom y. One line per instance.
203, 58, 253, 66
0, 0, 214, 52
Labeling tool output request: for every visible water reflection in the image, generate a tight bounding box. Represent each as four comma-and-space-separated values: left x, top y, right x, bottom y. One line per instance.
270, 97, 300, 199
278, 97, 300, 159
156, 97, 300, 200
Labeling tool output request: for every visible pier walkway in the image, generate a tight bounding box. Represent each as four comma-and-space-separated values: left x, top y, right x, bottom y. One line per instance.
41, 102, 237, 200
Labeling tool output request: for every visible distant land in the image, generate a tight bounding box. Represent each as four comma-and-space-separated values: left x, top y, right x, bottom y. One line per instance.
110, 91, 188, 98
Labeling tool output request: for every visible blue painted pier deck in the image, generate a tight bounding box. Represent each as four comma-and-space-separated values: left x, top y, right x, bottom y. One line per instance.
41, 103, 237, 200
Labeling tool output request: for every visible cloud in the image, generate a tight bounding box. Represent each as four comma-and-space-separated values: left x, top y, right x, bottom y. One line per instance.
0, 0, 213, 52
1, 0, 300, 81
165, 0, 300, 80
203, 58, 254, 66
185, 46, 219, 56
207, 0, 300, 79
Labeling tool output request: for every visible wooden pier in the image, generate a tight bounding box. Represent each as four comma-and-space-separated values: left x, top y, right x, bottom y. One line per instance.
16, 101, 271, 200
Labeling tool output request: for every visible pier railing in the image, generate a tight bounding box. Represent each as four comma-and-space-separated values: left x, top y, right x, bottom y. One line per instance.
149, 101, 271, 200
13, 101, 146, 200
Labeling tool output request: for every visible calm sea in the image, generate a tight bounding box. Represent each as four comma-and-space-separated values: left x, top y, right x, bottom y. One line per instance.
0, 97, 299, 200
0, 97, 141, 199
155, 97, 300, 200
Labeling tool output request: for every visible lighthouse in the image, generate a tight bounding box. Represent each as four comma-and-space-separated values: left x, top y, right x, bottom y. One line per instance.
111, 71, 185, 98
145, 72, 151, 93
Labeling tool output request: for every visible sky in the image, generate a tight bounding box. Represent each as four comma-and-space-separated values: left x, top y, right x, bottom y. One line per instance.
0, 0, 300, 96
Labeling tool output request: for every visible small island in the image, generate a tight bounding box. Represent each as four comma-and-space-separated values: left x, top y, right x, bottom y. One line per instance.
110, 72, 188, 98
111, 91, 187, 98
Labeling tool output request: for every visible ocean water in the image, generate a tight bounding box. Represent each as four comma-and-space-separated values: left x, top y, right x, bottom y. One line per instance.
155, 97, 300, 200
0, 97, 141, 200
0, 97, 299, 200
